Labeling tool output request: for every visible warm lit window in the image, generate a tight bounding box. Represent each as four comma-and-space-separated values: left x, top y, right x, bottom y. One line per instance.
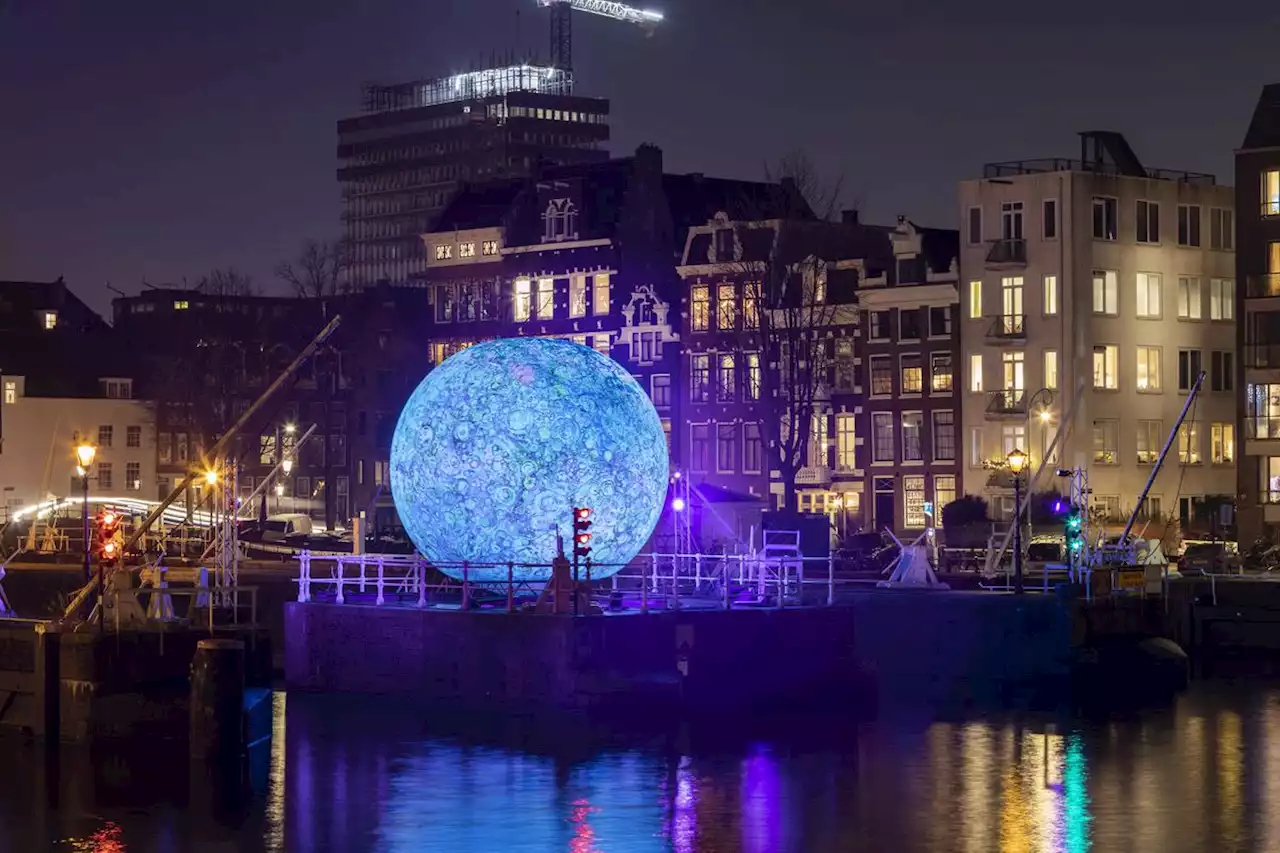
690, 354, 710, 402
174, 300, 189, 310
969, 428, 983, 467
535, 277, 554, 319
2, 381, 14, 405
930, 353, 953, 393
969, 353, 983, 393
1212, 423, 1235, 465
717, 284, 737, 329
901, 354, 923, 395
1092, 270, 1117, 315
836, 414, 856, 472
513, 278, 532, 321
742, 283, 760, 329
717, 354, 736, 401
1135, 272, 1162, 318
1178, 422, 1202, 464
458, 242, 476, 258
42, 311, 57, 330
808, 414, 829, 468
592, 335, 610, 356
569, 275, 587, 318
1210, 278, 1235, 320
1002, 424, 1026, 457
482, 240, 499, 256
745, 353, 761, 400
435, 244, 453, 260
869, 355, 893, 396
591, 273, 612, 316
691, 284, 710, 331
1092, 345, 1118, 390
1137, 420, 1162, 464
968, 280, 982, 319
1178, 276, 1202, 319
1042, 275, 1057, 315
1136, 346, 1161, 392
1135, 200, 1160, 243
1043, 350, 1058, 390
935, 475, 957, 512
901, 412, 923, 462
1263, 170, 1280, 216
903, 476, 926, 528
1092, 420, 1118, 464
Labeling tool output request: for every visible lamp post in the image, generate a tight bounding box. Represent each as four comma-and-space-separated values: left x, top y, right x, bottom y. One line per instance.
1007, 447, 1028, 595
75, 442, 97, 585
281, 457, 294, 514
1027, 388, 1055, 467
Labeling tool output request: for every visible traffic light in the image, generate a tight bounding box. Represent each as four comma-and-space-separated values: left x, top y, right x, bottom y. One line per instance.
96, 509, 122, 567
1064, 504, 1084, 557
572, 507, 593, 559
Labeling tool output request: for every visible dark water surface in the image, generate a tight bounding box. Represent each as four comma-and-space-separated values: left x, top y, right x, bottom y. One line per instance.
3, 679, 1280, 852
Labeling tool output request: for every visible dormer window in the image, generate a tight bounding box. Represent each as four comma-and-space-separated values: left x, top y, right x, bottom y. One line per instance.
101, 379, 133, 399
714, 228, 734, 261
542, 199, 578, 243
435, 244, 453, 261
41, 311, 57, 330
482, 240, 499, 256
459, 242, 476, 258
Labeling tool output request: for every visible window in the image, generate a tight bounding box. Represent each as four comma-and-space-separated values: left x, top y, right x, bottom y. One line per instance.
592, 273, 610, 316
966, 207, 982, 245
103, 379, 131, 399
434, 285, 455, 322
717, 284, 737, 329
691, 285, 710, 331
903, 476, 926, 528
543, 198, 578, 241
1210, 207, 1234, 250
899, 308, 922, 341
743, 424, 763, 474
569, 275, 587, 318
126, 425, 141, 448
742, 284, 760, 329
836, 414, 856, 472
482, 240, 499, 256
1249, 384, 1280, 440
1137, 420, 1162, 464
97, 462, 113, 490
690, 355, 710, 402
872, 413, 894, 463
968, 281, 982, 319
1264, 170, 1280, 216
1136, 346, 1162, 392
1135, 272, 1162, 318
745, 353, 761, 400
158, 433, 172, 464
1042, 199, 1058, 240
689, 424, 710, 472
1092, 345, 1118, 390
969, 353, 983, 393
1001, 424, 1026, 457
1210, 278, 1234, 320
125, 461, 141, 491
1212, 423, 1235, 465
1043, 350, 1058, 390
42, 311, 57, 330
458, 242, 476, 258
930, 353, 953, 393
927, 477, 953, 517
716, 424, 737, 473
1092, 270, 1118, 315
535, 277, 554, 319
869, 311, 891, 341
1177, 277, 1202, 319
1002, 351, 1025, 400
2, 381, 13, 404
1000, 201, 1024, 240
174, 300, 189, 310
650, 375, 671, 409
870, 355, 893, 396
1211, 351, 1234, 392
717, 354, 736, 401
1000, 276, 1024, 329
969, 428, 983, 467
902, 412, 923, 462
1096, 496, 1122, 522
1042, 275, 1058, 315
1092, 196, 1117, 240
1135, 200, 1160, 243
1092, 420, 1118, 464
929, 306, 951, 337
1178, 205, 1201, 247
933, 411, 955, 461
808, 414, 829, 468
514, 278, 532, 321
1178, 349, 1202, 391
834, 340, 855, 391
1178, 422, 1202, 464
435, 244, 452, 260
900, 354, 923, 395
98, 425, 113, 448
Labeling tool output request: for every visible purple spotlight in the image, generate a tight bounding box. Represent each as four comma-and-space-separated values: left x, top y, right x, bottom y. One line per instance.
672, 497, 687, 512
1054, 500, 1064, 513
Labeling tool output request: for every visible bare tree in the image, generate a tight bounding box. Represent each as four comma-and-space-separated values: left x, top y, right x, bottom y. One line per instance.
195, 266, 259, 297
275, 240, 351, 299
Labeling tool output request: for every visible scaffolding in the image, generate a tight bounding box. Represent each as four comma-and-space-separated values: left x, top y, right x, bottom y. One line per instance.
361, 65, 574, 114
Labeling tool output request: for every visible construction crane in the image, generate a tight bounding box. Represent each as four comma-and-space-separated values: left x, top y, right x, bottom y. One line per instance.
536, 0, 662, 72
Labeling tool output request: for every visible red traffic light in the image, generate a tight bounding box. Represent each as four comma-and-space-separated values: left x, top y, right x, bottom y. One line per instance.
102, 541, 118, 558
574, 507, 592, 523
575, 532, 592, 545
101, 510, 118, 529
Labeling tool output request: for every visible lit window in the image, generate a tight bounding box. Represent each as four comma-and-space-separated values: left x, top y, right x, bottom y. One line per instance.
482, 240, 499, 256
42, 311, 57, 330
900, 354, 922, 394
869, 355, 893, 396
592, 335, 610, 356
691, 284, 710, 331
1042, 275, 1057, 316
836, 414, 856, 472
1178, 422, 1202, 464
745, 353, 761, 400
514, 278, 531, 321
743, 283, 760, 329
934, 475, 956, 512
690, 355, 710, 402
1136, 346, 1161, 392
458, 242, 476, 258
1135, 272, 1162, 318
1263, 170, 1280, 216
717, 354, 736, 402
1210, 278, 1235, 320
930, 353, 953, 393
1211, 423, 1235, 464
1092, 345, 1118, 390
569, 275, 587, 318
2, 381, 13, 404
435, 244, 453, 261
125, 461, 141, 492
174, 300, 189, 310
969, 353, 983, 393
717, 284, 737, 329
1043, 350, 1058, 390
592, 273, 610, 316
1137, 420, 1162, 464
1178, 276, 1202, 319
535, 277, 554, 319
903, 476, 926, 528
1091, 270, 1117, 315
1092, 420, 1118, 464
968, 280, 982, 319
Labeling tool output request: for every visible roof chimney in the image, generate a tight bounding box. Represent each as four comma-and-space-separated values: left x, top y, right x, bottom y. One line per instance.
842, 209, 859, 224
897, 215, 907, 225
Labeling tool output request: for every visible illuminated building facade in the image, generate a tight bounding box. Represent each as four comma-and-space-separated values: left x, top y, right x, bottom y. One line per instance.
338, 65, 610, 287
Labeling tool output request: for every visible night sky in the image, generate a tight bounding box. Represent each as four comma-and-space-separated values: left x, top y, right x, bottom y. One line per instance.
1, 0, 1276, 315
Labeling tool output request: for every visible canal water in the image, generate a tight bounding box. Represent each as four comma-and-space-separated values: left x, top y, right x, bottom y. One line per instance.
1, 677, 1277, 852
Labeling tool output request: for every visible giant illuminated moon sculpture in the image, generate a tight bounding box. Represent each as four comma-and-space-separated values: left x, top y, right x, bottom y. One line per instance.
390, 337, 669, 582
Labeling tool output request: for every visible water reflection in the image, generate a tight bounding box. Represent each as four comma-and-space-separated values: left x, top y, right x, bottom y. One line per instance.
22, 680, 1280, 851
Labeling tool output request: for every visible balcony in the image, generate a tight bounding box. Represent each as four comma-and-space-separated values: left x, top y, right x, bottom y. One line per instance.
984, 238, 1027, 267
1246, 417, 1280, 440
1246, 274, 1280, 299
985, 314, 1027, 342
1244, 344, 1280, 369
795, 466, 833, 487
984, 389, 1027, 419
1263, 200, 1280, 217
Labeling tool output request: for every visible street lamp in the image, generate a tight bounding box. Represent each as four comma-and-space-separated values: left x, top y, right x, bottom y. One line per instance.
1007, 448, 1028, 595
75, 442, 96, 584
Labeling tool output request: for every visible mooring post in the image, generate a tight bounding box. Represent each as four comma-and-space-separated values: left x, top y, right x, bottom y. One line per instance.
334, 558, 345, 605
298, 551, 310, 603
416, 558, 427, 608
506, 562, 515, 613
827, 553, 835, 606
190, 639, 245, 763
462, 561, 471, 611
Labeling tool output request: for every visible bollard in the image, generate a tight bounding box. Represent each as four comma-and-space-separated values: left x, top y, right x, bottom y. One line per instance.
190, 639, 245, 763
416, 559, 427, 608
507, 562, 515, 614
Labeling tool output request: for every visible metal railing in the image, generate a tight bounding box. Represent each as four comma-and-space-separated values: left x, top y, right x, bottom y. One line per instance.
983, 159, 1216, 186
1263, 201, 1280, 218
985, 238, 1027, 265
1244, 343, 1280, 368
1245, 417, 1280, 440
986, 314, 1026, 339
985, 389, 1027, 415
1245, 274, 1280, 298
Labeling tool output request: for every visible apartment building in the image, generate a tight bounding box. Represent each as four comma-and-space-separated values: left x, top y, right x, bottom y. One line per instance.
1237, 84, 1280, 543
959, 131, 1236, 530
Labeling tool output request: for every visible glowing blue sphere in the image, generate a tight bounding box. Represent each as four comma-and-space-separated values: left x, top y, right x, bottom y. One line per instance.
390, 337, 669, 582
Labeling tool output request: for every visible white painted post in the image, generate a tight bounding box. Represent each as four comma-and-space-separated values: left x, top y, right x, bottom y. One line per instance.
335, 558, 345, 605
359, 555, 367, 594
827, 553, 835, 606
298, 551, 310, 603
650, 552, 659, 593
416, 560, 427, 608
694, 554, 702, 590
376, 556, 385, 606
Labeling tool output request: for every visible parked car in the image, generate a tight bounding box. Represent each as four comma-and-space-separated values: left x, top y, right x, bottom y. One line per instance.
1179, 540, 1240, 575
